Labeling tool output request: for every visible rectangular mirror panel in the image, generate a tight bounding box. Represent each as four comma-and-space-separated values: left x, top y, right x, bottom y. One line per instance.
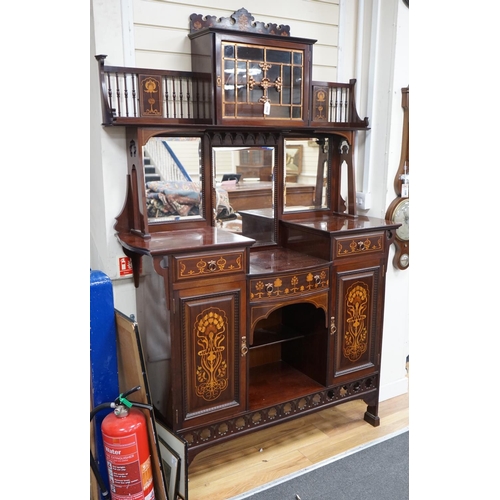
213, 146, 276, 246
144, 137, 203, 223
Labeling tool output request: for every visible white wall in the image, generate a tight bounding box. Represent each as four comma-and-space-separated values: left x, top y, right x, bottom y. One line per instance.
378, 1, 409, 400
90, 0, 409, 400
337, 0, 409, 400
91, 0, 137, 313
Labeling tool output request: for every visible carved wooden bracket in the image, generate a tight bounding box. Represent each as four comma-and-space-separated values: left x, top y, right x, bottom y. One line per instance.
189, 7, 291, 36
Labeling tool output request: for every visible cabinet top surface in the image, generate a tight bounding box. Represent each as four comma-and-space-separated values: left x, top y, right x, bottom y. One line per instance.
284, 214, 399, 234
188, 26, 316, 45
118, 227, 255, 256
250, 247, 329, 275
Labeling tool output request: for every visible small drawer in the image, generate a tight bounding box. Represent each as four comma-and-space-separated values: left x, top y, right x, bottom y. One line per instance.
249, 267, 329, 302
173, 251, 246, 281
334, 232, 385, 259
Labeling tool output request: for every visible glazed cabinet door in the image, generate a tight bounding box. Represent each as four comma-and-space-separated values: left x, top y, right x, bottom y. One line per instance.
174, 282, 247, 429
329, 263, 383, 385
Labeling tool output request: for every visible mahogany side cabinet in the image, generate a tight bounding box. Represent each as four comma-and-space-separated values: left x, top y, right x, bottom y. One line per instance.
95, 8, 399, 465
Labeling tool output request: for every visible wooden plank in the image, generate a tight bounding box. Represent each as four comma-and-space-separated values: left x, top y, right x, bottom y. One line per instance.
187, 392, 409, 500
114, 310, 169, 500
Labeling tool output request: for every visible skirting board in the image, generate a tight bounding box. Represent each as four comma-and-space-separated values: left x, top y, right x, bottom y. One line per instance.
380, 376, 409, 402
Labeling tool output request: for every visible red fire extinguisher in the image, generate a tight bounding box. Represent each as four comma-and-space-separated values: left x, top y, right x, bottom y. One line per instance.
91, 387, 156, 500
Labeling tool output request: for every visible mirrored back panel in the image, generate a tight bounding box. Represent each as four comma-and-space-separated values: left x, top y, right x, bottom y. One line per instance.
283, 138, 330, 213
213, 146, 276, 246
144, 136, 203, 223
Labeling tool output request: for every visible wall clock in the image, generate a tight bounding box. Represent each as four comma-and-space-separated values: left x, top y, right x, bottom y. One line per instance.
386, 86, 409, 270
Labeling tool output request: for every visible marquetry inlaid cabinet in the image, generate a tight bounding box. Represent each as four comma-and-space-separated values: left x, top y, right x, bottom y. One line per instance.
96, 8, 399, 466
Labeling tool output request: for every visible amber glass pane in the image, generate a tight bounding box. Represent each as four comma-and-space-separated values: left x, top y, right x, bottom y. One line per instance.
224, 44, 235, 58
237, 45, 264, 61
236, 103, 264, 117
236, 61, 247, 102
236, 62, 247, 86
281, 66, 291, 104
221, 43, 304, 122
272, 106, 291, 118
267, 65, 280, 82
267, 49, 291, 64
292, 67, 302, 105
224, 103, 235, 117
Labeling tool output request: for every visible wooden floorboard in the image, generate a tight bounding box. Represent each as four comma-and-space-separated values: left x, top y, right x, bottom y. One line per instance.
187, 390, 409, 500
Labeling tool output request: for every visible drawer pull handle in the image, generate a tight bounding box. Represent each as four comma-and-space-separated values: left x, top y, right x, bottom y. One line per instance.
208, 261, 217, 272
330, 316, 337, 336
241, 336, 248, 356
314, 275, 321, 285
357, 241, 365, 251
265, 283, 274, 294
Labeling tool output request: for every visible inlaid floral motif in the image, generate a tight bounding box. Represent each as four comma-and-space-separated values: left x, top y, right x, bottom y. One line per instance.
194, 309, 228, 401
343, 282, 369, 362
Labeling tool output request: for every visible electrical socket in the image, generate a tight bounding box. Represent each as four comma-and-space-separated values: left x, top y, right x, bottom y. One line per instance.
356, 192, 371, 210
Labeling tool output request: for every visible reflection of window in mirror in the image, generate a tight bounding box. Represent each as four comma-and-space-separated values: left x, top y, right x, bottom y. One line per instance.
213, 146, 276, 247
143, 137, 203, 222
285, 152, 300, 182
284, 138, 329, 212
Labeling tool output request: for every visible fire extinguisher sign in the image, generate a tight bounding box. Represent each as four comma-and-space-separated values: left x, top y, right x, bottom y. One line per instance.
118, 256, 133, 277
102, 432, 155, 500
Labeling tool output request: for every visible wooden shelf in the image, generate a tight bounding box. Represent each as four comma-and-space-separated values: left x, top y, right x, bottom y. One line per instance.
251, 326, 304, 349
249, 361, 325, 411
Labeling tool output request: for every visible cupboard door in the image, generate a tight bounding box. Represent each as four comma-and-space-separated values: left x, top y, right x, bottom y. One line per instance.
331, 265, 381, 383
176, 285, 247, 427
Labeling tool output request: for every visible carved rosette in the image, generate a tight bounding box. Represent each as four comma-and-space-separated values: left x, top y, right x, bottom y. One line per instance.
343, 282, 369, 362
194, 309, 228, 401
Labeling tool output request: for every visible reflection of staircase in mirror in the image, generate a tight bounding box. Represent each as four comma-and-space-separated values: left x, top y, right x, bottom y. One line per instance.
144, 153, 162, 183
144, 138, 193, 184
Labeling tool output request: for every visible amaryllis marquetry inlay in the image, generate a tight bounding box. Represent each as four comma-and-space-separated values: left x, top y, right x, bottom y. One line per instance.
343, 282, 369, 362
139, 75, 161, 116
194, 308, 229, 402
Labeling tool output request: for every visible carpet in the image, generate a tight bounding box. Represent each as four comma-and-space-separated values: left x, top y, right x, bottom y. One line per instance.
229, 428, 409, 500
